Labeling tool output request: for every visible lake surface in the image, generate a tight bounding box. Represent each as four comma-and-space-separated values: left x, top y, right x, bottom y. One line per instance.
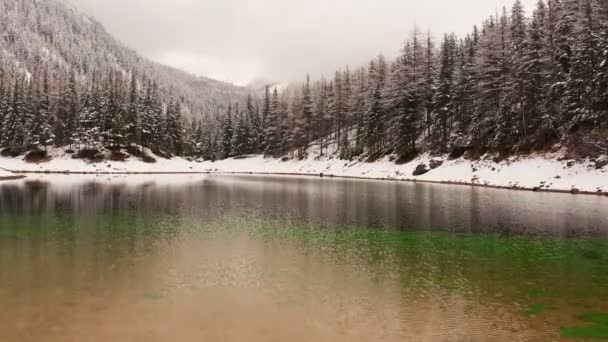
1, 174, 608, 341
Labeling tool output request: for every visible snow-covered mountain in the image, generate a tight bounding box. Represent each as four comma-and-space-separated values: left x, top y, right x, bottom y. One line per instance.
0, 0, 248, 116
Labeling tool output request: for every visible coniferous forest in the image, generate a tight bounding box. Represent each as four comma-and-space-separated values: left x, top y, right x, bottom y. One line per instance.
1, 0, 607, 162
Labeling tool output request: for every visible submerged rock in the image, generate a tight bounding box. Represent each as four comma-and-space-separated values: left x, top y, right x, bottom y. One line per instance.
413, 164, 430, 176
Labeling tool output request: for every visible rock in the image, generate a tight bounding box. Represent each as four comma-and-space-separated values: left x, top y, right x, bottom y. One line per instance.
0, 147, 22, 158
429, 159, 444, 169
571, 188, 580, 194
77, 148, 99, 159
126, 145, 146, 158
463, 150, 481, 161
24, 149, 48, 163
448, 146, 468, 160
566, 161, 575, 167
77, 148, 105, 162
142, 156, 157, 164
151, 147, 172, 159
413, 164, 430, 176
595, 159, 608, 170
109, 151, 129, 162
533, 187, 541, 192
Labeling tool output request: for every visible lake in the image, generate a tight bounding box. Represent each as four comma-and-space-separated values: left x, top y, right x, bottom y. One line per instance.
1, 174, 608, 341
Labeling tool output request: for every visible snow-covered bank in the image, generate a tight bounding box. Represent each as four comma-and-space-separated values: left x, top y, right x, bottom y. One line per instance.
0, 147, 606, 195
0, 168, 25, 181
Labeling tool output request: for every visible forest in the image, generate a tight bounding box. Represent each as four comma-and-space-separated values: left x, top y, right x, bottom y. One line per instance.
1, 0, 607, 162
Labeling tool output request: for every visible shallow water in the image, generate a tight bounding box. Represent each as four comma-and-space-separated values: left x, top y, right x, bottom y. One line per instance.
1, 174, 608, 341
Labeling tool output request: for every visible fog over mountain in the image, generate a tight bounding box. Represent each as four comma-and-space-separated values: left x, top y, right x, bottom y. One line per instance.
73, 0, 537, 85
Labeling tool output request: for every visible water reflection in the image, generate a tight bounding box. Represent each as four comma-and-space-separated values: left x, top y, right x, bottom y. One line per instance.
2, 174, 607, 236
0, 174, 607, 341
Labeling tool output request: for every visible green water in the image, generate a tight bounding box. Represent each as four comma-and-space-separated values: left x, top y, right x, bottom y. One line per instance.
1, 174, 607, 341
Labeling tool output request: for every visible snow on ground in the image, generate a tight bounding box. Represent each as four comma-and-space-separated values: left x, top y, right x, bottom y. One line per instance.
0, 146, 606, 193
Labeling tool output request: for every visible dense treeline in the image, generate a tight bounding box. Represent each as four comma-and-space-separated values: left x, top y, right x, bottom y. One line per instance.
0, 0, 246, 120
0, 67, 188, 157
222, 0, 608, 161
1, 0, 607, 161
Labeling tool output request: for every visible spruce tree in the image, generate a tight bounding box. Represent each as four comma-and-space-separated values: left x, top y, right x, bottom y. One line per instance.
221, 103, 233, 158
126, 71, 140, 146
365, 85, 383, 155
432, 34, 457, 152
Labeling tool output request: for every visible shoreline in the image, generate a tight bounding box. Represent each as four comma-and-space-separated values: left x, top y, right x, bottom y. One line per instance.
0, 175, 26, 181
1, 147, 606, 195
4, 169, 608, 197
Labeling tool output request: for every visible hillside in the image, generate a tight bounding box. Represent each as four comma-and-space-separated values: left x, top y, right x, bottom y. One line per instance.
0, 0, 248, 116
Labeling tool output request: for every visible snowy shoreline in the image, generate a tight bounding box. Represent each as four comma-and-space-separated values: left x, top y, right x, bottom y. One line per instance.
1, 148, 607, 196
0, 168, 26, 181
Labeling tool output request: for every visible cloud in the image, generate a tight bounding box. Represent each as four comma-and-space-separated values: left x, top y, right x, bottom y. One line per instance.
75, 0, 538, 85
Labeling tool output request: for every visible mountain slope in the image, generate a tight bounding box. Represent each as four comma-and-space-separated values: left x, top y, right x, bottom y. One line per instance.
0, 0, 247, 116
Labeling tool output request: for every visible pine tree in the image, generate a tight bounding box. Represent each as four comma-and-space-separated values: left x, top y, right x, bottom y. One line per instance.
0, 74, 7, 144
221, 103, 233, 158
260, 86, 272, 151
567, 0, 602, 125
231, 105, 251, 156
193, 121, 205, 158
246, 94, 262, 153
365, 84, 383, 155
520, 0, 555, 141
27, 68, 54, 150
264, 88, 284, 157
508, 0, 530, 141
301, 75, 314, 147
126, 71, 140, 146
432, 34, 457, 152
103, 73, 125, 148
395, 92, 419, 158
65, 70, 80, 150
2, 79, 25, 150
165, 98, 184, 155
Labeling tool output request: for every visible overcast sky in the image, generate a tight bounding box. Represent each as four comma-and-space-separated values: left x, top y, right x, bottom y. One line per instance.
74, 0, 537, 85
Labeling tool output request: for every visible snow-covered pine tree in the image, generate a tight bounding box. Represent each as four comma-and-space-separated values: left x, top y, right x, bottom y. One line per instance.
520, 0, 555, 142
2, 79, 25, 150
301, 75, 314, 148
594, 0, 608, 112
165, 98, 184, 155
221, 103, 234, 158
246, 94, 263, 153
0, 73, 7, 144
264, 88, 284, 157
126, 71, 141, 147
27, 67, 53, 150
508, 0, 530, 142
431, 34, 457, 152
365, 84, 384, 156
352, 67, 367, 155
260, 86, 272, 152
567, 0, 602, 125
65, 70, 81, 150
231, 104, 252, 156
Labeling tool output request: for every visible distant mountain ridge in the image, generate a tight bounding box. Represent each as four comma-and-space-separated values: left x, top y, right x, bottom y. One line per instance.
0, 0, 248, 117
